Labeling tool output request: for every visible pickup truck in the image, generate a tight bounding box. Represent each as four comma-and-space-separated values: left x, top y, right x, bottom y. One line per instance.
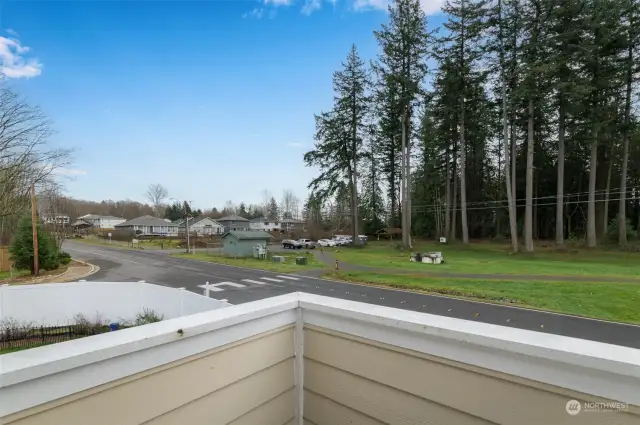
281, 239, 303, 249
297, 239, 316, 249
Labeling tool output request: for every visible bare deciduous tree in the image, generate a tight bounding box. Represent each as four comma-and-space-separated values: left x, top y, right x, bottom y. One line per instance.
0, 86, 73, 242
280, 189, 298, 220
145, 183, 168, 214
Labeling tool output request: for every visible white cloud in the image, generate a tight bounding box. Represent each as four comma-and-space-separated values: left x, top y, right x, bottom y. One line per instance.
243, 7, 265, 18
264, 0, 293, 5
287, 142, 305, 148
0, 34, 43, 79
353, 0, 444, 14
302, 0, 322, 14
54, 168, 88, 176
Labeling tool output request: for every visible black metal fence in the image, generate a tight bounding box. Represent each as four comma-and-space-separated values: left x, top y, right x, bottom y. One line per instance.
0, 323, 112, 350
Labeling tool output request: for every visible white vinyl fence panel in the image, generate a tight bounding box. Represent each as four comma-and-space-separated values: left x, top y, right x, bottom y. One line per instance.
0, 281, 230, 326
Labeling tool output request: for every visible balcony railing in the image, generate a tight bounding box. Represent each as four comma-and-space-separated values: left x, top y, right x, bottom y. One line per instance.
1, 291, 638, 424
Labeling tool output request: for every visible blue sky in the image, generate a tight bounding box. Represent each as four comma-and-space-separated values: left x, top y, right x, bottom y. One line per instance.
1, 0, 445, 211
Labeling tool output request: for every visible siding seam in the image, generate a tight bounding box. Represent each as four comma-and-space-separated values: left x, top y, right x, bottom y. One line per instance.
227, 387, 294, 424
304, 357, 497, 424
304, 388, 385, 424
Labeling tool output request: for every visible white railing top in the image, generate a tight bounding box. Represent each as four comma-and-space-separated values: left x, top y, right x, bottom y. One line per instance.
1, 292, 639, 418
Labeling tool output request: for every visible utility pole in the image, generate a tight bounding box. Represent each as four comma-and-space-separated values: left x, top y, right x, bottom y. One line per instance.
184, 201, 191, 254
30, 181, 39, 276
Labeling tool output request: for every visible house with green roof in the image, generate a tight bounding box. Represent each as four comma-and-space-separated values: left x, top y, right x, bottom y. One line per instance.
220, 231, 272, 257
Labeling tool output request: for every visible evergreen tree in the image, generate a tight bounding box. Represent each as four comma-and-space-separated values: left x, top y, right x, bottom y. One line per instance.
373, 0, 431, 246
267, 197, 279, 221
10, 216, 60, 274
305, 44, 371, 244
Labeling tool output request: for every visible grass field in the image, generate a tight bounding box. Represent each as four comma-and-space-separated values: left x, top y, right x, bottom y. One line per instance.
326, 271, 640, 324
171, 252, 324, 273
330, 241, 640, 279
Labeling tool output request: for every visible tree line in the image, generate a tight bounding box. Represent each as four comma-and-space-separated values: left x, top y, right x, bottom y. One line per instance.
305, 0, 640, 251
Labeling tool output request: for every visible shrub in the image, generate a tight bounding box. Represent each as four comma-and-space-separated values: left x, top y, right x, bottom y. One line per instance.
59, 251, 72, 265
9, 216, 61, 273
134, 308, 164, 325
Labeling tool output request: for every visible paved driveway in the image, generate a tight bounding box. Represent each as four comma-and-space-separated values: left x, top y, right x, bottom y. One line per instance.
63, 240, 640, 348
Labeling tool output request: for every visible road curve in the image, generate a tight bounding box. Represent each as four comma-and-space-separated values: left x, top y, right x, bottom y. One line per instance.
63, 240, 640, 348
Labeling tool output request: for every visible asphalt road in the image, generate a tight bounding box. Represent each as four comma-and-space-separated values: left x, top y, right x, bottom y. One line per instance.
63, 240, 640, 348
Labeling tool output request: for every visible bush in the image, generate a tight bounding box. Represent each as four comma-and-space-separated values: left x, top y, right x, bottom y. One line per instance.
9, 216, 61, 273
59, 251, 72, 265
134, 308, 164, 325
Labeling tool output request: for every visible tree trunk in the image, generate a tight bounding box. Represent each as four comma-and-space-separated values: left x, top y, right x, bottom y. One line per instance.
445, 149, 451, 238
510, 122, 516, 209
619, 41, 633, 246
502, 77, 518, 253
556, 99, 566, 245
451, 155, 458, 241
460, 99, 469, 244
524, 98, 535, 252
602, 144, 613, 240
587, 130, 598, 248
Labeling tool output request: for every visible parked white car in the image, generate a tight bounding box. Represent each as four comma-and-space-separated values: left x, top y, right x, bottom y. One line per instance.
317, 239, 335, 247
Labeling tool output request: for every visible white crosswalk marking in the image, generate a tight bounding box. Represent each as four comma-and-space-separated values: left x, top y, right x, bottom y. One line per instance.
276, 275, 299, 281
216, 281, 246, 288
242, 279, 267, 285
198, 281, 246, 293
260, 277, 284, 283
198, 284, 225, 292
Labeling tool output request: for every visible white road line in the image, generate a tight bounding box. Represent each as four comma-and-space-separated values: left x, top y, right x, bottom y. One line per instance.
215, 281, 246, 288
276, 275, 299, 281
242, 279, 268, 285
260, 277, 284, 283
197, 284, 225, 292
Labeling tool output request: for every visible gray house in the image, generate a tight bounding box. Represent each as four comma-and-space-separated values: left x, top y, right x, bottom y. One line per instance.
115, 215, 179, 236
217, 215, 250, 232
220, 231, 272, 257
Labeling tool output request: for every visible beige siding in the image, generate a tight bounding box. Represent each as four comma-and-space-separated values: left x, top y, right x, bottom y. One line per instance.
304, 327, 640, 425
5, 327, 294, 425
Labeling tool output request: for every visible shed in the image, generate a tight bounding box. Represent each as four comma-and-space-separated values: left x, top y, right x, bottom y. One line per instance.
375, 227, 403, 240
220, 231, 272, 257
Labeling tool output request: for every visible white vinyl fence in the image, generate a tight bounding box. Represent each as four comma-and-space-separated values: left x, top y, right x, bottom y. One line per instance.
0, 281, 231, 326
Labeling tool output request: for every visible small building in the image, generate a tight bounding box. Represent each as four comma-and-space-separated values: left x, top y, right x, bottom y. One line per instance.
220, 231, 272, 257
77, 214, 126, 229
375, 227, 403, 240
217, 215, 250, 232
249, 217, 281, 232
177, 216, 225, 236
71, 219, 92, 231
115, 215, 179, 236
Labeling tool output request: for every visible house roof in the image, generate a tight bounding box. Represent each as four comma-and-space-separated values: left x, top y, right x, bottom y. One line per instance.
80, 214, 125, 221
249, 217, 279, 223
71, 219, 92, 227
221, 231, 272, 241
115, 215, 178, 227
281, 218, 303, 224
178, 216, 222, 227
217, 215, 250, 222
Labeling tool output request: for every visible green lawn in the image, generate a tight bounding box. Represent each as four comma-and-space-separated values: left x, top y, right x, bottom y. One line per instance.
171, 252, 325, 273
330, 241, 640, 279
325, 271, 640, 324
0, 269, 31, 281
0, 344, 51, 355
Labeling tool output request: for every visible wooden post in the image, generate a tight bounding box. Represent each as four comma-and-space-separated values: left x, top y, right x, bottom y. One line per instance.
31, 182, 39, 276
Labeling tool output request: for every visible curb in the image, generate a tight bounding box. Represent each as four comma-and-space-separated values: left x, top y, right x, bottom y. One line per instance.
61, 259, 100, 282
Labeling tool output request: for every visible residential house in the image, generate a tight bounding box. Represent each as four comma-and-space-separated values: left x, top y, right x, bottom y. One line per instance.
249, 217, 281, 232
77, 214, 126, 229
70, 219, 92, 231
115, 215, 179, 236
220, 231, 272, 257
217, 215, 250, 231
177, 216, 225, 236
41, 215, 70, 226
281, 218, 304, 233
